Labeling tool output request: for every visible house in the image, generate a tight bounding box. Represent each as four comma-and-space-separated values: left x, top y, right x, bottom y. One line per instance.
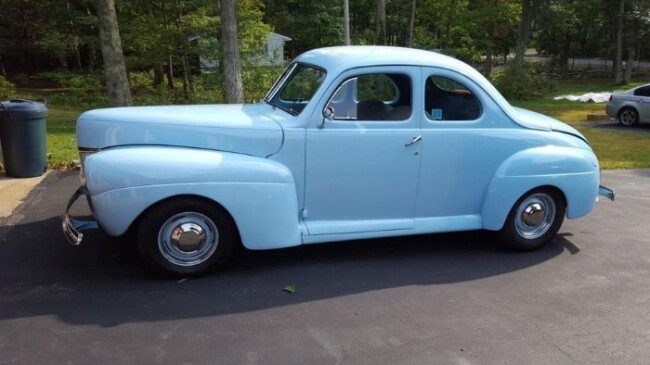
192, 32, 292, 71
248, 32, 292, 66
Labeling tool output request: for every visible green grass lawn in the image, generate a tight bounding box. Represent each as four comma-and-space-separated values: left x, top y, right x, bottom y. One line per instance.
47, 107, 82, 168
23, 77, 650, 170
511, 77, 650, 169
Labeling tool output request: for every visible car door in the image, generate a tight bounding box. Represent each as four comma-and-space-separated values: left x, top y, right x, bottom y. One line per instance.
633, 86, 650, 121
415, 67, 519, 226
303, 66, 422, 236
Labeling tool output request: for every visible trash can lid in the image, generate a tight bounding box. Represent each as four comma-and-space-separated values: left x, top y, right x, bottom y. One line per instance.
0, 99, 48, 118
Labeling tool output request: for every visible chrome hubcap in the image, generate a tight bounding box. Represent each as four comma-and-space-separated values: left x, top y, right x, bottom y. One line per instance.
515, 193, 556, 240
170, 223, 206, 252
158, 212, 219, 267
522, 203, 545, 226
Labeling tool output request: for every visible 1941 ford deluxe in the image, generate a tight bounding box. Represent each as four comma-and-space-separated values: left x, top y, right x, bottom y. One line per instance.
63, 46, 614, 276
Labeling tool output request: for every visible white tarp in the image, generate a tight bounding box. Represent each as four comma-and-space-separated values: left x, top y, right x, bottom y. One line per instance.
553, 92, 611, 103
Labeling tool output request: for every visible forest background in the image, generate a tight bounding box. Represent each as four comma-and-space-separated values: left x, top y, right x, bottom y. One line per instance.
0, 0, 648, 169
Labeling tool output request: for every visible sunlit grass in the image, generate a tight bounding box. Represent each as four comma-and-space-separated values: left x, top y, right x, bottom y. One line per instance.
46, 108, 81, 168
578, 128, 650, 169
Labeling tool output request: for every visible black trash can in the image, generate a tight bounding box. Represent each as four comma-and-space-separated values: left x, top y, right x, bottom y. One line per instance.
0, 99, 48, 178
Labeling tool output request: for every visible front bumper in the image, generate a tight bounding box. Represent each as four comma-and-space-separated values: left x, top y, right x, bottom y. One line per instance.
62, 187, 99, 245
598, 185, 615, 201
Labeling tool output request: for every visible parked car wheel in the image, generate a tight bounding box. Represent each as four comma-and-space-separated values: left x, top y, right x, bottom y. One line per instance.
499, 188, 566, 251
137, 197, 235, 277
618, 107, 639, 126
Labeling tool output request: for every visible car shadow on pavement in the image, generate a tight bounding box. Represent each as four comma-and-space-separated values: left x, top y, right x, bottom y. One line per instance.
0, 215, 577, 327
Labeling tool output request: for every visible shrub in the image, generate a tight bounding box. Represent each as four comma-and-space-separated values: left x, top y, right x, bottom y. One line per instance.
46, 90, 108, 109
242, 66, 284, 102
129, 71, 155, 90
491, 64, 556, 100
39, 71, 103, 89
0, 76, 16, 99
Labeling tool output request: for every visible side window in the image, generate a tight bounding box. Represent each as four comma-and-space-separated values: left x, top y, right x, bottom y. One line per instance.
425, 76, 481, 121
634, 86, 650, 97
325, 73, 412, 121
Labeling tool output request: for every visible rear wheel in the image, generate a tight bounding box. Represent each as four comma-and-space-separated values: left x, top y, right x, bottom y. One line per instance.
499, 188, 566, 251
137, 197, 235, 277
618, 107, 639, 126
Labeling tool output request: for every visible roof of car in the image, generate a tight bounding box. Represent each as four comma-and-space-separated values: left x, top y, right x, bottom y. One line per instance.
294, 46, 477, 75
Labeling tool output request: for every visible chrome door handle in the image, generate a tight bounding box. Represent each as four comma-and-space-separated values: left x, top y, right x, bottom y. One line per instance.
405, 135, 422, 147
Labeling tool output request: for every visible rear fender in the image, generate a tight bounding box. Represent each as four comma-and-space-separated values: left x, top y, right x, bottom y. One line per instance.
481, 146, 599, 231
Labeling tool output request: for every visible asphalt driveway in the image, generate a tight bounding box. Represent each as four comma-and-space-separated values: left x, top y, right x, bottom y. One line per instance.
0, 170, 648, 364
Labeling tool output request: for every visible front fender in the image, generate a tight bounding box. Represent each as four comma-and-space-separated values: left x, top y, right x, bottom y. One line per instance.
84, 146, 302, 249
481, 146, 600, 231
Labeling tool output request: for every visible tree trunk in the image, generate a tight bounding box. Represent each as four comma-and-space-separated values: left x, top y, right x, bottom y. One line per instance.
167, 55, 175, 89
484, 22, 496, 77
407, 0, 416, 47
560, 31, 570, 78
181, 54, 191, 100
74, 38, 83, 71
94, 0, 132, 106
624, 47, 634, 84
514, 0, 532, 68
343, 0, 351, 45
375, 0, 386, 45
485, 45, 493, 77
154, 64, 164, 88
625, 0, 639, 84
614, 0, 624, 84
0, 56, 6, 77
220, 0, 244, 103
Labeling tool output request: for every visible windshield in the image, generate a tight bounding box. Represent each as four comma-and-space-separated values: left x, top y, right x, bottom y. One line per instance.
265, 63, 326, 116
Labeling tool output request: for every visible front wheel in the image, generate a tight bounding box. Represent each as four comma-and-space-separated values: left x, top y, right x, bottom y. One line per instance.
137, 197, 235, 277
498, 189, 566, 251
618, 107, 639, 127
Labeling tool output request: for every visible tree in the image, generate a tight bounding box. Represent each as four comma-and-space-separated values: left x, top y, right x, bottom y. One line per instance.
95, 0, 131, 106
407, 0, 416, 47
264, 0, 342, 57
614, 0, 625, 84
375, 0, 386, 45
514, 0, 532, 67
221, 0, 244, 103
344, 0, 351, 45
535, 0, 579, 78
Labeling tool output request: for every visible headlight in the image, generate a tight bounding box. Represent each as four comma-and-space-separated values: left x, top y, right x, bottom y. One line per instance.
78, 148, 98, 186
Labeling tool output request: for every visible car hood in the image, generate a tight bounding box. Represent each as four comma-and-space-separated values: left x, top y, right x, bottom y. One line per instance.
512, 107, 588, 143
76, 103, 286, 157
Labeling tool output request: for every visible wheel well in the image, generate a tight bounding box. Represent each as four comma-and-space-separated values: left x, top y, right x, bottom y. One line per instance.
522, 185, 567, 209
125, 195, 243, 249
618, 106, 638, 117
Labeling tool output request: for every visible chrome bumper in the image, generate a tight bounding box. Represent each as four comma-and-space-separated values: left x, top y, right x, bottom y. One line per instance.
62, 187, 99, 245
598, 185, 615, 201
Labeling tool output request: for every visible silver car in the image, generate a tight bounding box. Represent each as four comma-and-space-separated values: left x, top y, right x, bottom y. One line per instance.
606, 84, 650, 126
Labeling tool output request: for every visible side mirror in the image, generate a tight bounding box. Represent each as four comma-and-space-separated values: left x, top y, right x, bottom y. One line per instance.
319, 107, 335, 129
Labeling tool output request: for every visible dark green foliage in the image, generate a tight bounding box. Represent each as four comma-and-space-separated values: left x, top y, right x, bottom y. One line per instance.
263, 0, 343, 56
38, 72, 104, 89
242, 66, 284, 102
491, 63, 556, 100
0, 76, 16, 99
3, 0, 649, 107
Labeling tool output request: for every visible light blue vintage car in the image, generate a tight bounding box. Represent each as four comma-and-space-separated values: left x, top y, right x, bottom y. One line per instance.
63, 46, 614, 276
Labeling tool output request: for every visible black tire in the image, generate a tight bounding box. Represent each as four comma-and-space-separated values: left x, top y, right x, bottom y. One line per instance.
498, 188, 566, 251
137, 197, 235, 277
618, 107, 639, 127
